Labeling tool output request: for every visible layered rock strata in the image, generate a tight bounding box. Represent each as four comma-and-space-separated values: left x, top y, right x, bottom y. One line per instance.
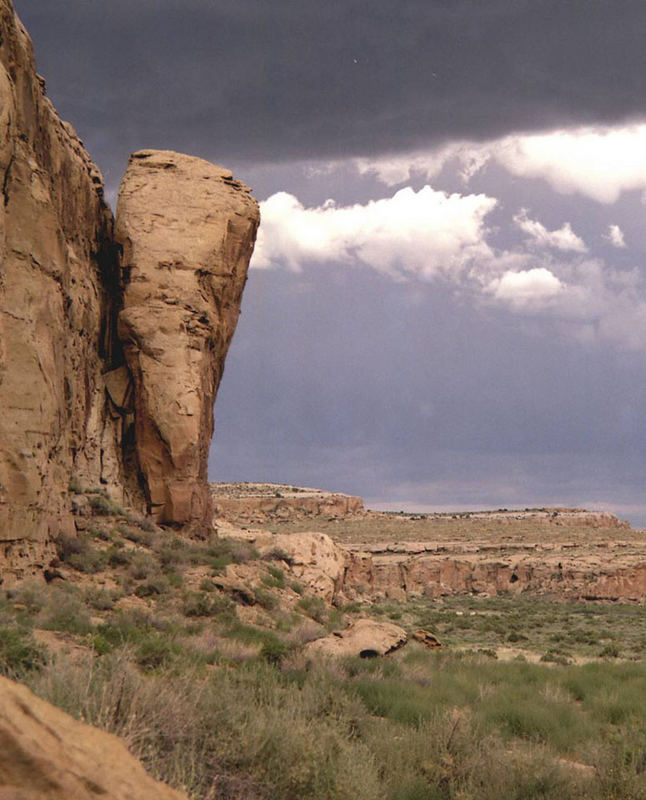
116, 151, 259, 528
211, 482, 364, 523
217, 519, 646, 605
0, 0, 258, 581
340, 539, 646, 602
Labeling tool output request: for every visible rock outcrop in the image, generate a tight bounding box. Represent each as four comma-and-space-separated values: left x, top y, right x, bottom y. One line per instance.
0, 674, 187, 799
0, 0, 258, 583
116, 152, 258, 528
211, 483, 364, 524
339, 539, 646, 602
304, 618, 408, 658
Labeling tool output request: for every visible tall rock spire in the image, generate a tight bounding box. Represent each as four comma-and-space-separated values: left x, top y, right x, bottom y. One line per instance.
115, 150, 259, 531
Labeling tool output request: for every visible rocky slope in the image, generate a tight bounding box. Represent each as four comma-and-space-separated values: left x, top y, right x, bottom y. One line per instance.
0, 0, 258, 580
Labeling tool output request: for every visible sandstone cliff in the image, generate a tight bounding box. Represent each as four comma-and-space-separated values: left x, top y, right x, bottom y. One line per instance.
0, 0, 258, 581
0, 0, 122, 574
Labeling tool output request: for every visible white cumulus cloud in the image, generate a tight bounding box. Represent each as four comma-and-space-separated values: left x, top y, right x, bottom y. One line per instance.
252, 186, 497, 280
353, 123, 646, 204
604, 224, 627, 248
513, 209, 586, 252
487, 268, 563, 306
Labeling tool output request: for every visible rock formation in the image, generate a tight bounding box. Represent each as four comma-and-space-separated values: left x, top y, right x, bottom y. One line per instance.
0, 0, 258, 582
116, 151, 258, 528
0, 675, 187, 799
0, 0, 121, 574
211, 482, 364, 524
339, 536, 646, 602
304, 618, 408, 658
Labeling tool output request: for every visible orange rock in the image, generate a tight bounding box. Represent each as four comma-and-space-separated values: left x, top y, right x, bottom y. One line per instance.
0, 675, 186, 799
116, 152, 259, 531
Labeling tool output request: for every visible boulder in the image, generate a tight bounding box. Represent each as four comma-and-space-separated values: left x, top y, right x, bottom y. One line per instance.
304, 618, 407, 658
412, 629, 443, 648
245, 531, 347, 602
0, 675, 186, 799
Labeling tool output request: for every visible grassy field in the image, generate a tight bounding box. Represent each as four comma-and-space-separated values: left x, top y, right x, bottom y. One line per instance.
367, 594, 646, 663
2, 583, 646, 797
262, 511, 643, 547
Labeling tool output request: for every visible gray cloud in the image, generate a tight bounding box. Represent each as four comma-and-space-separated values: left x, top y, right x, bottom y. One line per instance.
211, 265, 646, 523
14, 0, 646, 179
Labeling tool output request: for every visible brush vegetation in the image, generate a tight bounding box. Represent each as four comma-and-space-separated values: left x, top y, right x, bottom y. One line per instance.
1, 502, 645, 799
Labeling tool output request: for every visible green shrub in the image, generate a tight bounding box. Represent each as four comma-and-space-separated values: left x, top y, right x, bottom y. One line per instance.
128, 552, 158, 580
298, 595, 328, 623
262, 565, 286, 589
107, 544, 131, 567
541, 649, 572, 665
260, 638, 290, 665
167, 571, 184, 588
89, 493, 124, 516
68, 547, 108, 574
55, 533, 107, 574
119, 525, 154, 547
182, 592, 232, 617
84, 587, 117, 611
37, 591, 93, 636
7, 581, 47, 614
135, 634, 181, 671
134, 576, 170, 598
0, 625, 47, 675
127, 514, 157, 533
254, 587, 278, 611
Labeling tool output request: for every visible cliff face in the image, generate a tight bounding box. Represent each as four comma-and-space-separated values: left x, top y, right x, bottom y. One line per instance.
0, 0, 126, 574
0, 0, 258, 580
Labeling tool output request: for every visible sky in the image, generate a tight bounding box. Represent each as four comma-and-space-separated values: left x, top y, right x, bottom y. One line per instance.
14, 0, 646, 524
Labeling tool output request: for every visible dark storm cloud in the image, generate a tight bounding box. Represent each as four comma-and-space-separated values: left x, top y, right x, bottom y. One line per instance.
211, 264, 646, 524
13, 0, 646, 174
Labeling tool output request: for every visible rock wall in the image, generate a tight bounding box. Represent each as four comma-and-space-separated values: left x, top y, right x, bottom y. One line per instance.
116, 151, 258, 528
340, 544, 646, 603
0, 0, 258, 580
0, 0, 128, 569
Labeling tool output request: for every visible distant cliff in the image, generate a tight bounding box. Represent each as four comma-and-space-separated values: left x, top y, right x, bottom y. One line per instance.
0, 0, 259, 581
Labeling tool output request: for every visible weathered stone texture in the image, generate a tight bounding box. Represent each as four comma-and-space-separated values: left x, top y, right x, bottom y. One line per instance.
0, 0, 258, 579
0, 0, 133, 565
0, 675, 187, 799
116, 150, 259, 528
